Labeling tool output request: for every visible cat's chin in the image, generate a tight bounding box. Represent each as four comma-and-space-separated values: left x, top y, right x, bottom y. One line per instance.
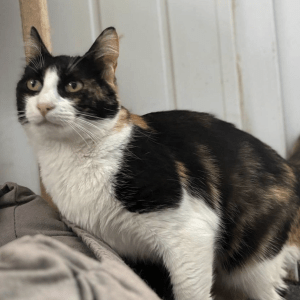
25, 120, 74, 143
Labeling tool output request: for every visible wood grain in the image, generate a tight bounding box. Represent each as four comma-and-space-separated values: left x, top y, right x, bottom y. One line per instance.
19, 0, 52, 61
19, 0, 53, 202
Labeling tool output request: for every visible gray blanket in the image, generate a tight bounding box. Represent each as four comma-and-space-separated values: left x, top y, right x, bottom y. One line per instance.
0, 183, 160, 300
1, 183, 299, 300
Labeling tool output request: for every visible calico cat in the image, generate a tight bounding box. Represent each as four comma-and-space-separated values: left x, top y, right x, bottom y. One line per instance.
17, 27, 300, 300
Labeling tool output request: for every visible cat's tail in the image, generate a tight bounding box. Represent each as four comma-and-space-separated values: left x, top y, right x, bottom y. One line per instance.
285, 137, 300, 282
288, 137, 300, 178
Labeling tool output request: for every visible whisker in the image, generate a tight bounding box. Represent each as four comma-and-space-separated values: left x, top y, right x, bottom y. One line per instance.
71, 119, 102, 144
28, 64, 39, 73
103, 107, 116, 112
19, 119, 28, 125
67, 56, 77, 71
73, 122, 101, 145
75, 112, 104, 120
29, 58, 39, 70
67, 49, 99, 73
76, 118, 102, 132
24, 39, 45, 69
62, 119, 90, 147
5, 116, 23, 121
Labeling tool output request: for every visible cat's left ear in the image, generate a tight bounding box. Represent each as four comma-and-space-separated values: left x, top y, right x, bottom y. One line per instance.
25, 27, 51, 63
86, 27, 119, 86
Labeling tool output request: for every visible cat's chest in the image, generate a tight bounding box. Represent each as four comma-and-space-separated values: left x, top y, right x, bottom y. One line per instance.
38, 141, 124, 232
38, 143, 159, 259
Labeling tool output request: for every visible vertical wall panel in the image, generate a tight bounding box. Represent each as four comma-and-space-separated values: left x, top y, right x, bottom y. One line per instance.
98, 0, 175, 115
88, 0, 102, 41
215, 0, 242, 129
232, 0, 286, 157
48, 0, 95, 55
274, 0, 300, 156
0, 1, 40, 193
167, 0, 224, 118
157, 0, 177, 110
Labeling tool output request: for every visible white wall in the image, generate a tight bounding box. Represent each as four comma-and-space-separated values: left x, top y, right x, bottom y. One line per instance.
1, 0, 299, 192
0, 0, 40, 193
274, 0, 300, 155
48, 0, 300, 159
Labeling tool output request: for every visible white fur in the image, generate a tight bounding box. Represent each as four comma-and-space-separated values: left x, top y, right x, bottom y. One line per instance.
216, 243, 300, 299
23, 68, 298, 300
220, 249, 288, 300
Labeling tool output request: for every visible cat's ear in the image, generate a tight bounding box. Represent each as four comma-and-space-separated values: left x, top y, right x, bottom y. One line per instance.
86, 27, 119, 86
26, 27, 51, 63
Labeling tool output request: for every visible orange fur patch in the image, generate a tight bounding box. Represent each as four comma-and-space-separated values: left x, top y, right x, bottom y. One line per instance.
175, 161, 189, 186
82, 79, 104, 100
289, 208, 300, 247
198, 145, 220, 209
283, 163, 297, 186
114, 108, 130, 132
130, 114, 150, 130
267, 185, 292, 203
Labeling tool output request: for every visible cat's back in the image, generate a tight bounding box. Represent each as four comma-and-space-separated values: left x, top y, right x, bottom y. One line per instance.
142, 110, 293, 179
143, 109, 270, 154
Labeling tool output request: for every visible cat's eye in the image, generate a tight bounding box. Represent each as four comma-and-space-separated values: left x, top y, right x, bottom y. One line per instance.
65, 81, 83, 93
27, 79, 42, 92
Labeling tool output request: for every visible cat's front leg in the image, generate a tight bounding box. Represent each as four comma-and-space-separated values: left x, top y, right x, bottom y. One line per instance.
162, 231, 215, 300
152, 198, 218, 300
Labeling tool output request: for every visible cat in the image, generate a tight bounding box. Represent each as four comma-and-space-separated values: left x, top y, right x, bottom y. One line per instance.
16, 26, 300, 300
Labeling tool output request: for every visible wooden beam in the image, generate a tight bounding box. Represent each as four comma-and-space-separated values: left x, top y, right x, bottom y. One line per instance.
19, 0, 52, 60
19, 0, 55, 207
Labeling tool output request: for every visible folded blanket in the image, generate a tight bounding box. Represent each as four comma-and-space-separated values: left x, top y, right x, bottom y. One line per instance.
0, 235, 160, 300
0, 182, 94, 257
0, 182, 160, 300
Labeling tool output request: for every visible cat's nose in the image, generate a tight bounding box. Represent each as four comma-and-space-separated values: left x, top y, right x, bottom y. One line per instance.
37, 103, 55, 117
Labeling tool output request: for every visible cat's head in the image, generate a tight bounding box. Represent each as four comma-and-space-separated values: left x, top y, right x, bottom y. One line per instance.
16, 27, 120, 142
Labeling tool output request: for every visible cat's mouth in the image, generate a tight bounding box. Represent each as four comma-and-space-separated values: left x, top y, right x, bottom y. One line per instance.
36, 119, 63, 127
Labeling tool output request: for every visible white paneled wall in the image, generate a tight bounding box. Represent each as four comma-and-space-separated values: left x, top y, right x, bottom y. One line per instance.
99, 0, 176, 113
232, 0, 286, 156
274, 0, 300, 155
168, 1, 224, 116
47, 0, 300, 158
0, 1, 40, 193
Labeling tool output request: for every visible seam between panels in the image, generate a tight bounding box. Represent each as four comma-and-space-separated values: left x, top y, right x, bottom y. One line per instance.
272, 0, 288, 158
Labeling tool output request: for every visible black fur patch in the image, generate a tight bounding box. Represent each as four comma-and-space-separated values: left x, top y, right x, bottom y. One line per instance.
114, 126, 183, 213
114, 111, 221, 213
276, 287, 287, 298
115, 110, 300, 272
124, 257, 174, 300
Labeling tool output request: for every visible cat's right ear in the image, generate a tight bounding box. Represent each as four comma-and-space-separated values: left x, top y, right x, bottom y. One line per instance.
25, 27, 51, 63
